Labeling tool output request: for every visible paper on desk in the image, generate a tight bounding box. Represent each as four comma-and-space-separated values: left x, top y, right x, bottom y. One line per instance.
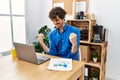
48, 58, 72, 71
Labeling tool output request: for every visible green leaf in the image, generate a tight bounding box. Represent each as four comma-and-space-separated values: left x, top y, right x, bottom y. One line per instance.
92, 51, 98, 58
91, 71, 99, 78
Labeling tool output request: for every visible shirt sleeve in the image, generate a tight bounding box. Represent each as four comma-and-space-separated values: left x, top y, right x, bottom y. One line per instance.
77, 29, 80, 48
47, 32, 58, 56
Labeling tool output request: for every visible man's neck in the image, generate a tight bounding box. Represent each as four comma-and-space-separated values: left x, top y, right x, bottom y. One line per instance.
59, 23, 65, 33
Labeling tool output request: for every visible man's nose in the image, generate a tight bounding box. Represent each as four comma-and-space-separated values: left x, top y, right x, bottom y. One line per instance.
53, 21, 57, 25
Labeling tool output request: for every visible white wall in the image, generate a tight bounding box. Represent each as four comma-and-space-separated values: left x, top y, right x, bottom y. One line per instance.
25, 0, 54, 43
26, 0, 120, 80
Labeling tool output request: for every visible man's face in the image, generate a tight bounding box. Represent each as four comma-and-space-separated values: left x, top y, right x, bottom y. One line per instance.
52, 16, 64, 28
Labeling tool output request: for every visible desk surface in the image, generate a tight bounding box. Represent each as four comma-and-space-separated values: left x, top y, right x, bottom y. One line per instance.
0, 53, 84, 80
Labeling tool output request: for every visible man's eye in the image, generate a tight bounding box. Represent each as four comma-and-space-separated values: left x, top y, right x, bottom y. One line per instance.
56, 19, 59, 21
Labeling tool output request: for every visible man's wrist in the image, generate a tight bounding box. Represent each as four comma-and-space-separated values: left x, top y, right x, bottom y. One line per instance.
71, 43, 77, 53
72, 42, 77, 46
40, 41, 44, 44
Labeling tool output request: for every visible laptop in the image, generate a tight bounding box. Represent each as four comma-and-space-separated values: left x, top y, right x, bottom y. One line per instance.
14, 42, 50, 64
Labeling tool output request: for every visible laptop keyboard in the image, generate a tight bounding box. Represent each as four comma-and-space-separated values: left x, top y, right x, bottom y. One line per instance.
37, 55, 50, 60
37, 59, 44, 62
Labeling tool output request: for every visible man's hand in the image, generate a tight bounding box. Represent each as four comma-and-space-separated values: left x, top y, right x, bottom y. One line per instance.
69, 33, 77, 45
37, 33, 50, 52
37, 33, 44, 44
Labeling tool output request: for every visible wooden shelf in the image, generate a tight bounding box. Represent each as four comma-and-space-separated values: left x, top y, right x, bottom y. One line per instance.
67, 19, 95, 21
67, 19, 96, 42
80, 41, 107, 46
67, 19, 107, 80
85, 62, 101, 68
80, 42, 107, 80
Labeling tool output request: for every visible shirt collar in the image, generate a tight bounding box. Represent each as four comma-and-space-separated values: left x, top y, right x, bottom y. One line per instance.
57, 23, 68, 33
63, 23, 68, 32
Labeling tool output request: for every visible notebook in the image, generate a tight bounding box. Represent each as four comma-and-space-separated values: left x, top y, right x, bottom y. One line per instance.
14, 42, 50, 64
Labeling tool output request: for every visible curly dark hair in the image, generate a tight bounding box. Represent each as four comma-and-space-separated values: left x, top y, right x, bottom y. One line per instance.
49, 7, 67, 20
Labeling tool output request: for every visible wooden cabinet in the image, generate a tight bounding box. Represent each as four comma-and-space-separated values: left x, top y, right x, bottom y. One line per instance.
67, 19, 96, 42
80, 41, 107, 80
80, 45, 91, 62
67, 19, 107, 80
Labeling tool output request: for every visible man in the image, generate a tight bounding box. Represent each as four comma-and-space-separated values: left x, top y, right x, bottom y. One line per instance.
38, 7, 80, 60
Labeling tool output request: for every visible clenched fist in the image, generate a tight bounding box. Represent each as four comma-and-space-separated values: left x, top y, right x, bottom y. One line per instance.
69, 33, 77, 45
37, 33, 44, 44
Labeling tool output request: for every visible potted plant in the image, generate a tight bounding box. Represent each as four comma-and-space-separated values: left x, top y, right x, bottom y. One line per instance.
91, 71, 99, 80
33, 25, 51, 53
92, 51, 98, 63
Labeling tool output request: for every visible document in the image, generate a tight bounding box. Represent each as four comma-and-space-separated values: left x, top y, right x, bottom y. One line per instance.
48, 58, 72, 71
76, 1, 86, 13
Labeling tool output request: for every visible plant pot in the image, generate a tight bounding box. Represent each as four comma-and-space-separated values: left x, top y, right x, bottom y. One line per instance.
93, 58, 97, 63
92, 77, 98, 80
